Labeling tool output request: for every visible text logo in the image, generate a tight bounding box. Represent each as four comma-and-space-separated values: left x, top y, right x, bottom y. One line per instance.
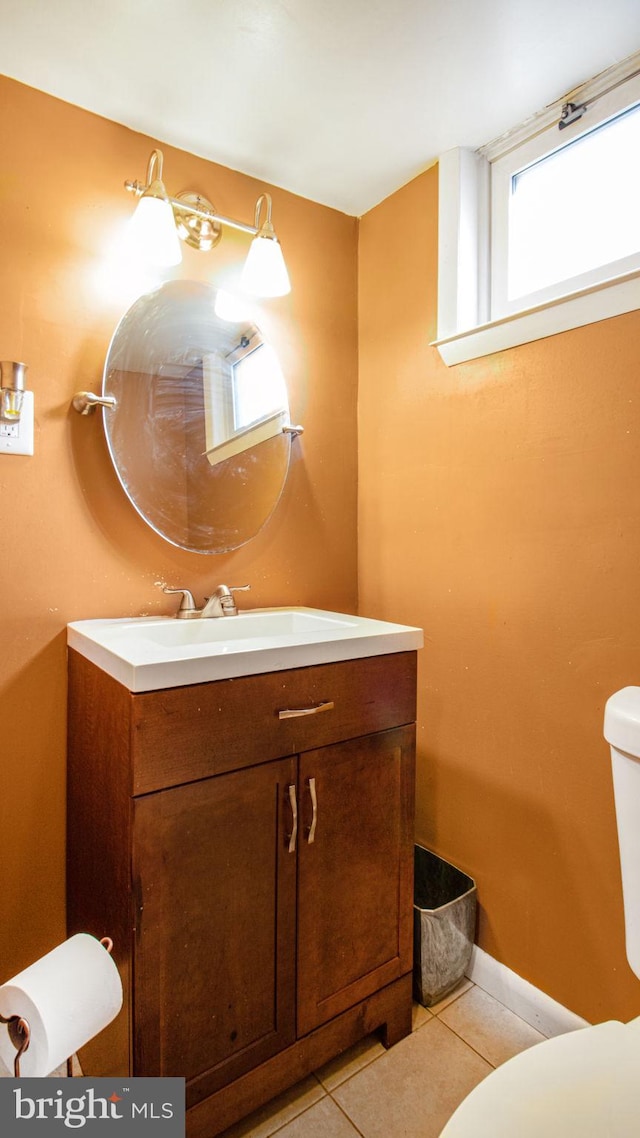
0, 1078, 185, 1135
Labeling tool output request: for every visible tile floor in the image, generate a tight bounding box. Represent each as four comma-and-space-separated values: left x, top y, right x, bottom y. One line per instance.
219, 981, 547, 1138
0, 979, 548, 1136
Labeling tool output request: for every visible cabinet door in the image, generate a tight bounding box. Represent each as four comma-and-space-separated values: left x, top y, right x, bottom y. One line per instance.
296, 726, 415, 1035
132, 756, 297, 1103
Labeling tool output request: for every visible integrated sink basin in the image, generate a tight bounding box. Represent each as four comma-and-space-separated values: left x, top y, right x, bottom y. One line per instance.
132, 608, 357, 647
67, 607, 423, 692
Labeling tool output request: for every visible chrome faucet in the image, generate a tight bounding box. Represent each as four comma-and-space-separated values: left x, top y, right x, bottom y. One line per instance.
162, 583, 250, 619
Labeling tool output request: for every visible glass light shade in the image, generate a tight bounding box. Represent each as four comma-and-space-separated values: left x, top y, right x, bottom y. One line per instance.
240, 235, 291, 297
129, 194, 182, 268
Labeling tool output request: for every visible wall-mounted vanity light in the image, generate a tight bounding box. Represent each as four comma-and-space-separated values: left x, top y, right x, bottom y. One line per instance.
125, 149, 291, 297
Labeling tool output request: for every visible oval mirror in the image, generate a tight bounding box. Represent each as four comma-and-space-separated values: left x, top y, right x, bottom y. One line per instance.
102, 280, 293, 554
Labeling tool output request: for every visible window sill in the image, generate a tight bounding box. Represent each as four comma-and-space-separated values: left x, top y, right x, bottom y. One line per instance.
432, 268, 640, 366
204, 410, 287, 467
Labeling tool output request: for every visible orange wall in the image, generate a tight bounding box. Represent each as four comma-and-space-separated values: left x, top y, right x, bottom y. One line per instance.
0, 77, 358, 981
358, 164, 640, 1023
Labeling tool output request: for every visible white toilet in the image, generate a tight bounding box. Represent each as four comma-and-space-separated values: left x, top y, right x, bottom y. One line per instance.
440, 686, 640, 1137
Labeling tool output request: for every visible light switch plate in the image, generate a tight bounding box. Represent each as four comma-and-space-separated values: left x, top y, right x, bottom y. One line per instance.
0, 391, 34, 455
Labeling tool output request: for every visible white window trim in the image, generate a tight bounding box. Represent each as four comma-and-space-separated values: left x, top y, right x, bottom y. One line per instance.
204, 408, 288, 467
432, 52, 640, 366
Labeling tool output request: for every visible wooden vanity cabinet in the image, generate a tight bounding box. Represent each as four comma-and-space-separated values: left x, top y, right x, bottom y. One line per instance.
67, 649, 416, 1137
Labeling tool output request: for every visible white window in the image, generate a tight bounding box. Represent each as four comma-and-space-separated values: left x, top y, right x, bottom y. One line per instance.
492, 78, 640, 316
434, 54, 640, 365
202, 330, 289, 467
230, 336, 288, 433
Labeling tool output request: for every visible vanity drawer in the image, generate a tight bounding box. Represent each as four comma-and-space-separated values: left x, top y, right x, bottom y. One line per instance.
131, 651, 417, 794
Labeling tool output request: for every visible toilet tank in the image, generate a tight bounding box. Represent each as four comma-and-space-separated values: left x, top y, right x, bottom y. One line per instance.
604, 686, 640, 981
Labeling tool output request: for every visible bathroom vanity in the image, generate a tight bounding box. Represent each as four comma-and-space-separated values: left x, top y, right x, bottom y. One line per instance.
67, 609, 421, 1137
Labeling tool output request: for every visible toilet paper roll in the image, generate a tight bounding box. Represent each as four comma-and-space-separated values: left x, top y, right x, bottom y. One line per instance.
0, 933, 123, 1076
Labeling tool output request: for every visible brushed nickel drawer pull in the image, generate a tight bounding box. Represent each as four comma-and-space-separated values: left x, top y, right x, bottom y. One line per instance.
307, 777, 318, 844
278, 701, 335, 720
287, 784, 298, 854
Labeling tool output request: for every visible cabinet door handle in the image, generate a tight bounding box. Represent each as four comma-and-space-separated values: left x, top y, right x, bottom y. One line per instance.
307, 777, 318, 844
287, 784, 298, 853
278, 701, 335, 720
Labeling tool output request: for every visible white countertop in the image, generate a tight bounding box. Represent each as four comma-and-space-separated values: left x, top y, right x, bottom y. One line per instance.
67, 607, 424, 692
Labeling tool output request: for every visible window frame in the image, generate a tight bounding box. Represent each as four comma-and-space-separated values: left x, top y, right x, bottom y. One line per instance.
433, 52, 640, 366
202, 329, 288, 468
490, 73, 640, 318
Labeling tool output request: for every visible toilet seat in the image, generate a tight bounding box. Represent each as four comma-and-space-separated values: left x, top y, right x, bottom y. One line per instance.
440, 1018, 640, 1137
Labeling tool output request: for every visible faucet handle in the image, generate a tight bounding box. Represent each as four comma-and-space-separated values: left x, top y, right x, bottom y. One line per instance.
161, 586, 198, 615
225, 584, 251, 607
210, 583, 250, 616
211, 584, 250, 597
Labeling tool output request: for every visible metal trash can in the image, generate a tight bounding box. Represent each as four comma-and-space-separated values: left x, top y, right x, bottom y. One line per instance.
413, 844, 477, 1007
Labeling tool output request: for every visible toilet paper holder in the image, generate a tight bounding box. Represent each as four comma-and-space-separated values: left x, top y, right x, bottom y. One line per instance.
0, 936, 114, 1077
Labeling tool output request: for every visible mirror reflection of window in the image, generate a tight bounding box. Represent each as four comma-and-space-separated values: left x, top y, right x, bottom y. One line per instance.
231, 336, 287, 431
203, 329, 288, 467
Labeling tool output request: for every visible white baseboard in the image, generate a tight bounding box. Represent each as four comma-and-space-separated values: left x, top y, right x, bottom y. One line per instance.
466, 945, 590, 1038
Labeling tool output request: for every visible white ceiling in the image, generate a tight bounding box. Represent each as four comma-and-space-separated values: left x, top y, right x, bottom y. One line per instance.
0, 0, 639, 215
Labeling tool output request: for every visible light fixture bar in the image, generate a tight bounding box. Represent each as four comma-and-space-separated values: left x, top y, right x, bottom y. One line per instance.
170, 196, 257, 237
125, 179, 258, 237
124, 150, 291, 295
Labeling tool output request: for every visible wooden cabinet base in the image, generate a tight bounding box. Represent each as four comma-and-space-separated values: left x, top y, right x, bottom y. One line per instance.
68, 650, 417, 1136
187, 974, 413, 1138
